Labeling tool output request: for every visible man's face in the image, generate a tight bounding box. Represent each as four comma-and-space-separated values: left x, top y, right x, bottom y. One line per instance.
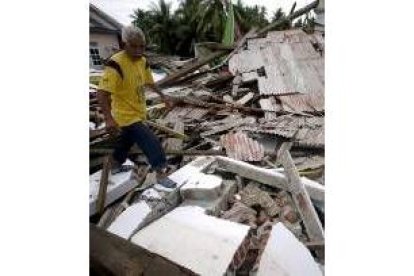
125, 37, 145, 60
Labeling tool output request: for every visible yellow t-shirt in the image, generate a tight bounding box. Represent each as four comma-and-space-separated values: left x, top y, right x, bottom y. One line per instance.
98, 51, 154, 127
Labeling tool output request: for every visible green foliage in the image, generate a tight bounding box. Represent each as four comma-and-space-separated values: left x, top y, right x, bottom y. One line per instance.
233, 0, 269, 33
270, 8, 291, 30
130, 0, 305, 56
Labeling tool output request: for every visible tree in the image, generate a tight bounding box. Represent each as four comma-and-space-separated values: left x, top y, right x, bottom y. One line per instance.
131, 9, 157, 44
174, 0, 205, 56
196, 0, 227, 42
234, 0, 269, 34
270, 7, 291, 30
294, 18, 303, 28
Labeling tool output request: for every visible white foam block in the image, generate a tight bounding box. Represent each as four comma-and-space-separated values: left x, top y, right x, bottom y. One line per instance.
257, 222, 323, 276
107, 201, 152, 239
131, 206, 250, 276
89, 159, 135, 216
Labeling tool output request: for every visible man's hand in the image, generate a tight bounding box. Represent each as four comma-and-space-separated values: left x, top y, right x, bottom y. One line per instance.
105, 118, 119, 136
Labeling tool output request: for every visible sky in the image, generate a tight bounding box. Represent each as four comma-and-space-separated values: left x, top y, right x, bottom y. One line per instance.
90, 0, 312, 26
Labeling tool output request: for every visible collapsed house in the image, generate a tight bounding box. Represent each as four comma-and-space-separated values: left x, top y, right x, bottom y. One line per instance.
90, 26, 325, 275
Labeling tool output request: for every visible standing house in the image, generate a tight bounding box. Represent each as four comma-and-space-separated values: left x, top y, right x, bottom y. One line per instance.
89, 4, 123, 69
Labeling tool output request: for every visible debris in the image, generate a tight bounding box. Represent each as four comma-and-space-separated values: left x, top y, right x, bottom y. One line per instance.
90, 224, 194, 276
165, 121, 185, 151
216, 156, 325, 202
107, 201, 152, 239
236, 92, 255, 106
220, 131, 265, 161
146, 120, 188, 140
259, 97, 279, 120
131, 206, 250, 276
255, 222, 323, 276
156, 50, 231, 88
96, 156, 111, 215
221, 201, 257, 227
180, 172, 223, 201
89, 159, 136, 216
90, 22, 325, 274
277, 142, 324, 245
239, 183, 280, 217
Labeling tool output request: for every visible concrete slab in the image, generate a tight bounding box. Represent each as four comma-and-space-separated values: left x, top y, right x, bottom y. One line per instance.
89, 159, 136, 216
168, 156, 217, 188
131, 206, 250, 276
180, 180, 237, 216
180, 172, 223, 201
256, 223, 322, 276
107, 201, 152, 239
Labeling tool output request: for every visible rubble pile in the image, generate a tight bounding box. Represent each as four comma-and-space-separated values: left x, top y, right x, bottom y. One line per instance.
90, 28, 325, 275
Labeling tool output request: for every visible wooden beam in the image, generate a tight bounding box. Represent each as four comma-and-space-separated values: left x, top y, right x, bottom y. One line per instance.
146, 120, 188, 140
90, 148, 225, 156
277, 142, 324, 243
90, 224, 196, 276
96, 156, 111, 215
156, 50, 230, 88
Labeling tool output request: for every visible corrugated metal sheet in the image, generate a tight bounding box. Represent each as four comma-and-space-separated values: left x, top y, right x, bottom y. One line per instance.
164, 106, 209, 121
229, 29, 324, 102
294, 127, 324, 148
164, 121, 184, 151
220, 132, 264, 161
240, 115, 324, 146
278, 92, 324, 113
201, 117, 256, 137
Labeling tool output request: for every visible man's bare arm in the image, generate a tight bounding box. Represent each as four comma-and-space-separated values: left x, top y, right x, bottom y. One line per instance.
97, 90, 118, 133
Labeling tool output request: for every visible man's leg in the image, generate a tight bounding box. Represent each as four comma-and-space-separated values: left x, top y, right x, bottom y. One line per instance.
111, 125, 135, 174
128, 122, 176, 188
128, 122, 167, 170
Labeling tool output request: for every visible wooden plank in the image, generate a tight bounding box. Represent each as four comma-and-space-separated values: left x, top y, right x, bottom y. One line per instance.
90, 148, 226, 156
96, 156, 111, 215
146, 120, 188, 140
277, 142, 324, 243
90, 224, 196, 276
156, 50, 230, 88
236, 92, 255, 106
97, 166, 150, 229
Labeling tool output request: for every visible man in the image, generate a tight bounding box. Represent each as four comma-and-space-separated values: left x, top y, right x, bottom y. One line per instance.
97, 25, 176, 189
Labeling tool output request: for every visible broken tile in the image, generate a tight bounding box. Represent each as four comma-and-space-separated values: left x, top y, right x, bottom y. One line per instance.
221, 202, 257, 227
239, 184, 280, 217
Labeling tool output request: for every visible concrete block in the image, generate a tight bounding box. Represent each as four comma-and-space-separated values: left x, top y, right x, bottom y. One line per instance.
180, 172, 223, 201
256, 223, 323, 276
131, 206, 250, 276
181, 180, 237, 216
89, 159, 135, 216
168, 156, 216, 188
107, 201, 152, 239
